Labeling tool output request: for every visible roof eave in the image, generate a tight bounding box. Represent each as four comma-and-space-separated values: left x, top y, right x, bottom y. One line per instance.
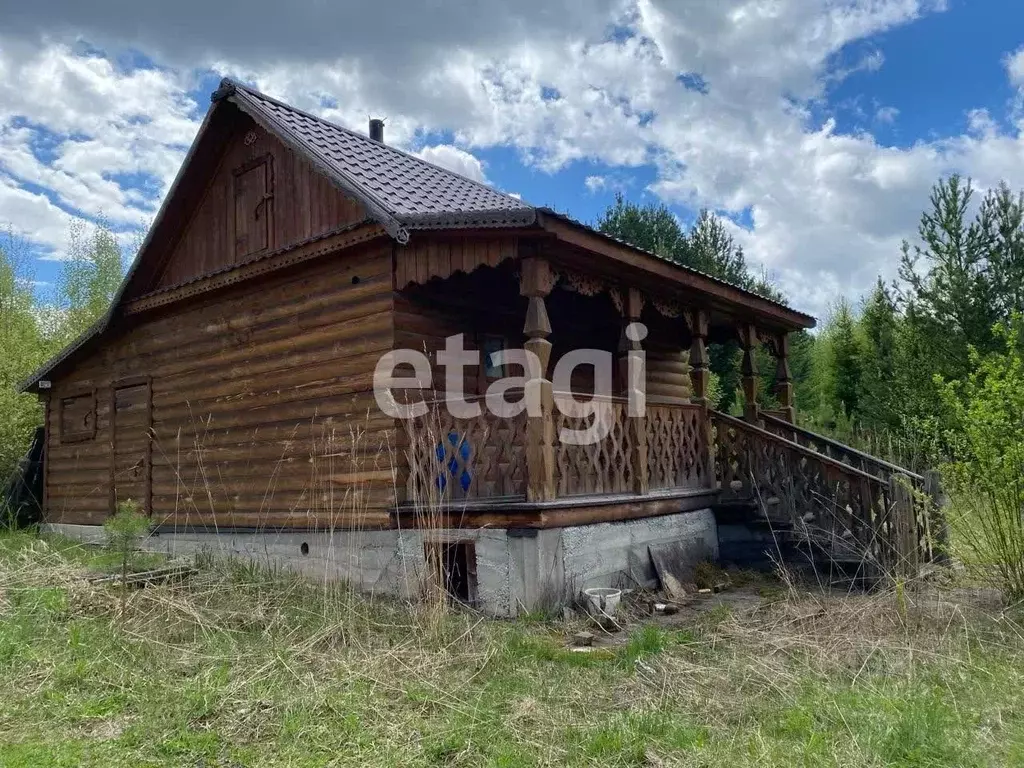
398, 207, 537, 230
536, 209, 816, 332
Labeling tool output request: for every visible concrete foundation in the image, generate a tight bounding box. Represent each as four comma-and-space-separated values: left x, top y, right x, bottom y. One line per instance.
46, 508, 717, 617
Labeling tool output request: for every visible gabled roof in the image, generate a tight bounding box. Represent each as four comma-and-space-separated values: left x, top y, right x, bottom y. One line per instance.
20, 79, 814, 392
220, 79, 536, 241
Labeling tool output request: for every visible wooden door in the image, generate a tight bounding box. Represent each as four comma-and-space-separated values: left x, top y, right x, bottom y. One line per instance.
233, 155, 273, 262
110, 379, 152, 515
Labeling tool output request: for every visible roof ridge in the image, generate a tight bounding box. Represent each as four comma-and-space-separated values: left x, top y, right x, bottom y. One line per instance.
218, 77, 532, 214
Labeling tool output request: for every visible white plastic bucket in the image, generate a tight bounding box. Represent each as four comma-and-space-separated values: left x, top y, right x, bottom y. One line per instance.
584, 587, 622, 618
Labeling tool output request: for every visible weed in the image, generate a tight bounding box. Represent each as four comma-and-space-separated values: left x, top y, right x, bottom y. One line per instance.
0, 530, 1022, 767
620, 625, 669, 667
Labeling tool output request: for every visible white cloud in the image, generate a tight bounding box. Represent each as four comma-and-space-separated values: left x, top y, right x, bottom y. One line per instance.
4, 1, 1024, 318
0, 174, 74, 252
1006, 46, 1024, 89
0, 37, 198, 253
414, 144, 487, 183
875, 106, 899, 123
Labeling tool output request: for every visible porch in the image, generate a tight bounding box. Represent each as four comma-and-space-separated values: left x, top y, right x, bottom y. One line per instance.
388, 229, 936, 577
389, 235, 804, 530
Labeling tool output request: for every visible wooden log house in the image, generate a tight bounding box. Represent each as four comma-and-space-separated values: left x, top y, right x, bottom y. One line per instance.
22, 79, 934, 611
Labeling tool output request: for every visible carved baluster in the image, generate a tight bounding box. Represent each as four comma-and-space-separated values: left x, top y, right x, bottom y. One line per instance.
688, 309, 716, 488
738, 323, 760, 423
521, 257, 556, 501
619, 288, 648, 495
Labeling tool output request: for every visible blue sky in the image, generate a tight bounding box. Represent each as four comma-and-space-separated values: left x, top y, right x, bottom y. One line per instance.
830, 1, 1024, 138
2, 0, 1024, 319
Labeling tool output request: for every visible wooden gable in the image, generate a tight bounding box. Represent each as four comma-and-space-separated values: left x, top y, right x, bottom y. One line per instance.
142, 108, 368, 296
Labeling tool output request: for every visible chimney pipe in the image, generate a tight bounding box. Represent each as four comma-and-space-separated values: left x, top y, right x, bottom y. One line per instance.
369, 118, 384, 143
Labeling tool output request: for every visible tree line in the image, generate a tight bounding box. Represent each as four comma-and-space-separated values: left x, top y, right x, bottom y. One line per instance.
0, 222, 126, 477
598, 177, 1024, 470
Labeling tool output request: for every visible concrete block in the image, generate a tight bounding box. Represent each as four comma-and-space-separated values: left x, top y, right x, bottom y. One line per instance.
45, 506, 718, 618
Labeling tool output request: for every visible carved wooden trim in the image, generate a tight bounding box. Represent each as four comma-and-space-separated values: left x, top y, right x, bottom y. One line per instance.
609, 288, 624, 313
757, 328, 784, 358
124, 222, 386, 315
559, 268, 606, 297
651, 297, 684, 318
396, 236, 518, 287
539, 213, 816, 331
737, 323, 759, 421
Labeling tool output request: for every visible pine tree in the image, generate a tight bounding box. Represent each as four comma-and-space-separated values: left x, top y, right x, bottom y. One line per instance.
857, 279, 900, 431
824, 299, 862, 420
595, 193, 687, 262
982, 182, 1024, 319
898, 175, 1000, 380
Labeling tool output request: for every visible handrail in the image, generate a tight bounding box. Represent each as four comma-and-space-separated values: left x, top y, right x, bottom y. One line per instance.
404, 392, 702, 410
711, 411, 887, 486
712, 410, 934, 572
759, 412, 924, 482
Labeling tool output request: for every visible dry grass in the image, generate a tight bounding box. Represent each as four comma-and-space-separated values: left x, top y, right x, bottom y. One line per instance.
2, 531, 1024, 767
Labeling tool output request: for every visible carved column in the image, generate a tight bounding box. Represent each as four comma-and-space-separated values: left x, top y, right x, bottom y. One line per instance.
687, 309, 715, 489
520, 257, 556, 502
738, 323, 759, 423
618, 288, 648, 495
688, 309, 710, 405
773, 332, 795, 423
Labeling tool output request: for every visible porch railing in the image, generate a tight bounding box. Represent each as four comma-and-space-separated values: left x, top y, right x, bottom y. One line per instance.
403, 399, 528, 502
552, 395, 711, 497
553, 396, 634, 496
402, 396, 712, 503
646, 401, 711, 491
712, 410, 934, 573
759, 412, 925, 486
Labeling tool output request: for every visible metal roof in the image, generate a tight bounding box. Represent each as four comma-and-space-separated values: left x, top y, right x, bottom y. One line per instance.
222, 79, 536, 241
537, 208, 816, 326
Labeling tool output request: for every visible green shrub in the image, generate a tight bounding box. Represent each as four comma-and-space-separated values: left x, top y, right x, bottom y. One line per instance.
940, 314, 1024, 597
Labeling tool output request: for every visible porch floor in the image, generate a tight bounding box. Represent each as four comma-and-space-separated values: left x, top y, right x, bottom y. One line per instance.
390, 487, 720, 529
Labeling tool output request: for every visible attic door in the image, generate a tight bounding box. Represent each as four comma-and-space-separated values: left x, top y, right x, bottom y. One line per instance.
233, 155, 273, 262
111, 379, 152, 515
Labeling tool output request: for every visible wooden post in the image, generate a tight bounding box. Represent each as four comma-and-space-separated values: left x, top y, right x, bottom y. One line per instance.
618, 288, 648, 495
924, 470, 950, 565
521, 257, 556, 502
688, 309, 716, 490
738, 323, 759, 423
773, 332, 795, 423
889, 474, 919, 579
688, 309, 710, 405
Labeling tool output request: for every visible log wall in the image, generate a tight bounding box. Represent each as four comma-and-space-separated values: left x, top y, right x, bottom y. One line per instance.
44, 241, 397, 529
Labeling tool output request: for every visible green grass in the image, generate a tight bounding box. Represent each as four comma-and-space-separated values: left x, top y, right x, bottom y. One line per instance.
1, 531, 1024, 767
